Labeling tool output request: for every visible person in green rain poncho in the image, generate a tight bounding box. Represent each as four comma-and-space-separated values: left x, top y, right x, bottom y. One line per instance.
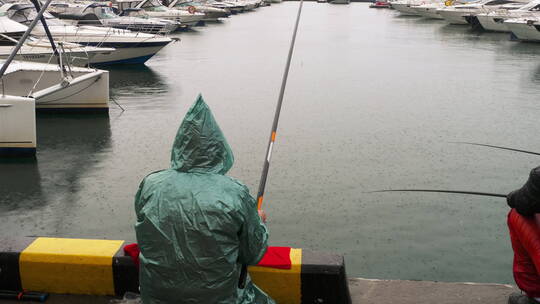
134, 95, 275, 304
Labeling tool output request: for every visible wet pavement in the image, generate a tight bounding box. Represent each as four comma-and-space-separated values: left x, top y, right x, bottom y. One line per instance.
0, 278, 518, 303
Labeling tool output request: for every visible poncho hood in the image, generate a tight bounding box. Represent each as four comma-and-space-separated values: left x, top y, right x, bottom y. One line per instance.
170, 95, 234, 174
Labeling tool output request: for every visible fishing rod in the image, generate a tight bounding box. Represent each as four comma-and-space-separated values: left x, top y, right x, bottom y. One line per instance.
452, 142, 540, 156
238, 0, 305, 289
369, 189, 507, 198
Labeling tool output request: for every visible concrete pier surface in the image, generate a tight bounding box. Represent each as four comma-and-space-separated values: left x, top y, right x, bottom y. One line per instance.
349, 278, 518, 304
0, 278, 518, 304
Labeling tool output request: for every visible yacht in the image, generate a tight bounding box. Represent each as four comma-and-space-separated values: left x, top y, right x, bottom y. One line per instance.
413, 2, 446, 18
413, 0, 480, 19
168, 0, 230, 21
134, 0, 205, 27
505, 16, 540, 41
49, 2, 180, 34
437, 0, 528, 25
207, 1, 244, 14
477, 0, 540, 31
1, 3, 173, 65
0, 15, 115, 66
392, 0, 428, 15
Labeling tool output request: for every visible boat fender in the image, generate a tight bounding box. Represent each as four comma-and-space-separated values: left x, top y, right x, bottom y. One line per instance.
188, 6, 196, 14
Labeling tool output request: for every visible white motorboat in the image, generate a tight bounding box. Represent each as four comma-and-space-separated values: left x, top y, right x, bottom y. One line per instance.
437, 0, 527, 25
50, 2, 179, 34
0, 15, 115, 66
413, 0, 482, 19
207, 0, 244, 14
227, 0, 258, 11
2, 60, 109, 111
505, 16, 540, 41
412, 2, 449, 19
391, 0, 426, 15
2, 3, 173, 65
168, 0, 230, 21
134, 0, 205, 27
477, 0, 540, 32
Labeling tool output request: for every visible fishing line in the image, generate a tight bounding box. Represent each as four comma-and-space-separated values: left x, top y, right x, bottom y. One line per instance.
368, 189, 507, 198
238, 0, 305, 289
451, 141, 540, 156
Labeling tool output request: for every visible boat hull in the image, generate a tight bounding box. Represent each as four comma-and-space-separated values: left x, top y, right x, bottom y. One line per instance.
2, 66, 109, 111
392, 3, 420, 15
506, 20, 540, 41
0, 95, 36, 157
413, 6, 444, 19
87, 44, 168, 65
437, 9, 470, 24
34, 70, 109, 111
477, 14, 511, 32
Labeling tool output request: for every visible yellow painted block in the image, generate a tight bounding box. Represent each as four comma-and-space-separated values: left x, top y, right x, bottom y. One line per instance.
249, 248, 302, 304
19, 237, 124, 295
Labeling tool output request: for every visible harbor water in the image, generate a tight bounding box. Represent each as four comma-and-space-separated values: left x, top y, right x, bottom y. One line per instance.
2, 2, 540, 284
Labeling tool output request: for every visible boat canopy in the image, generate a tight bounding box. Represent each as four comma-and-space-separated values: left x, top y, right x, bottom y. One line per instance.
517, 0, 540, 11
119, 8, 150, 17
136, 0, 168, 11
1, 3, 63, 26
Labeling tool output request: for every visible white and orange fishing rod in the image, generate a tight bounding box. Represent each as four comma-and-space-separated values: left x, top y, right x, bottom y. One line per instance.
238, 0, 304, 289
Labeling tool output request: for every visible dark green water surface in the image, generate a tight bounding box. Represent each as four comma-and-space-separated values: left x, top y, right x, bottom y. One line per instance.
2, 2, 540, 284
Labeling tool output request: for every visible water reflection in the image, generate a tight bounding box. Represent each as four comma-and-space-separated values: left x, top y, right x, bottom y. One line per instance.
534, 65, 540, 83
506, 42, 540, 57
0, 114, 112, 212
0, 159, 42, 212
107, 65, 168, 98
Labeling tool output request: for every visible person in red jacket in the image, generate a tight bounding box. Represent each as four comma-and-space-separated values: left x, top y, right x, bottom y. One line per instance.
507, 167, 540, 304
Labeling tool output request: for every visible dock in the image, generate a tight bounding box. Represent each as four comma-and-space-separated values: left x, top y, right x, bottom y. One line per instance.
0, 279, 517, 303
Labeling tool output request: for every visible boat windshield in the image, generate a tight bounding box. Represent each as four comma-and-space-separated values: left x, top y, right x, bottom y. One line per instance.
92, 7, 118, 19
140, 0, 168, 11
127, 9, 149, 17
176, 1, 203, 6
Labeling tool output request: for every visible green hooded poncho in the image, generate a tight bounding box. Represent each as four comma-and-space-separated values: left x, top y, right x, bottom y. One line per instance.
134, 95, 274, 304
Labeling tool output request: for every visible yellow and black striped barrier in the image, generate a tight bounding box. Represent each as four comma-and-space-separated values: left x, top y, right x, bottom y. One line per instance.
0, 237, 351, 303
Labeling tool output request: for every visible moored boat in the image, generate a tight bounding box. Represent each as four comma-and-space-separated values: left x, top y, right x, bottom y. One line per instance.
168, 0, 231, 21
370, 1, 392, 8
437, 0, 527, 25
1, 2, 174, 65
477, 0, 540, 32
505, 16, 540, 41
49, 2, 180, 34
1, 60, 109, 111
0, 15, 115, 66
133, 0, 206, 27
